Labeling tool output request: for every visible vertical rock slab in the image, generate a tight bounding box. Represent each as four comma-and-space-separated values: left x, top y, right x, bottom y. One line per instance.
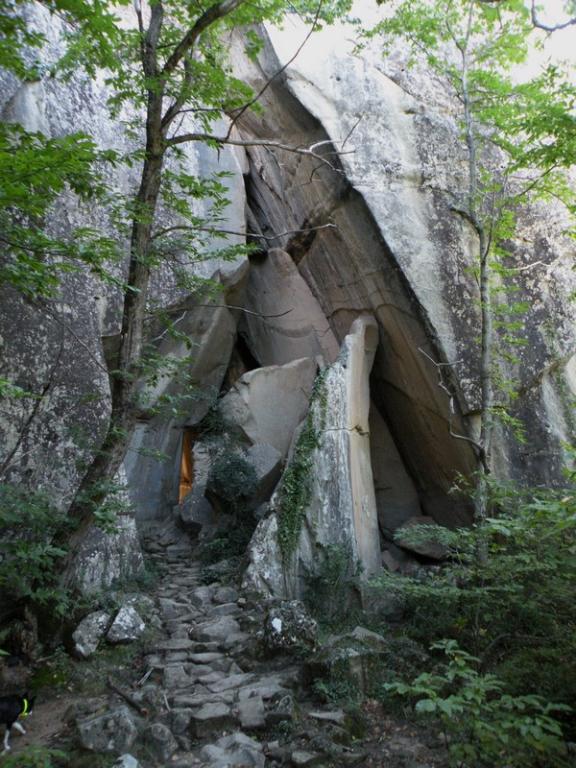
305, 316, 382, 579
244, 316, 382, 598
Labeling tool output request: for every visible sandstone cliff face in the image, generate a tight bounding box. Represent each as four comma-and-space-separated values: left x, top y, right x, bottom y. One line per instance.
1, 3, 574, 594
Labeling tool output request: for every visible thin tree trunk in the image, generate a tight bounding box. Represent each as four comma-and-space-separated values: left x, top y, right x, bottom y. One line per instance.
62, 5, 166, 575
460, 0, 493, 551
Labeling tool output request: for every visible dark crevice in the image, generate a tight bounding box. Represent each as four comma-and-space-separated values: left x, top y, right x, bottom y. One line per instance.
219, 332, 261, 395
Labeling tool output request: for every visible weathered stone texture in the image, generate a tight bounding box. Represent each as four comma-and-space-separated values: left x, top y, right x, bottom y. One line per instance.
245, 318, 383, 598
219, 357, 317, 457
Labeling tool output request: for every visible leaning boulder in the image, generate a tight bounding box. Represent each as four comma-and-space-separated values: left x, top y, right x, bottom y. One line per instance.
394, 516, 449, 560
72, 611, 111, 659
106, 606, 145, 644
262, 601, 318, 655
218, 358, 317, 457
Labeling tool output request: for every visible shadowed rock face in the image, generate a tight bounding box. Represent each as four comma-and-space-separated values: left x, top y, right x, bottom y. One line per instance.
0, 4, 248, 591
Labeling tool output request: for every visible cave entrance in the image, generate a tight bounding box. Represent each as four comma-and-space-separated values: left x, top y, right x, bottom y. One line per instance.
178, 428, 197, 503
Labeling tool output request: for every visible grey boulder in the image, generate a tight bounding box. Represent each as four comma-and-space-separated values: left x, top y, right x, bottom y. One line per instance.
106, 606, 146, 644
200, 732, 265, 767
114, 757, 141, 768
77, 706, 140, 754
263, 601, 318, 654
72, 611, 111, 659
144, 722, 178, 761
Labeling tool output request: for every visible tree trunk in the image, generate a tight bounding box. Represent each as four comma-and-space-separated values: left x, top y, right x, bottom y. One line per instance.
62, 81, 165, 576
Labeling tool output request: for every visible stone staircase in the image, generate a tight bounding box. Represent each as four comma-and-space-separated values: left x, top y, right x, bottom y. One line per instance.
131, 521, 372, 767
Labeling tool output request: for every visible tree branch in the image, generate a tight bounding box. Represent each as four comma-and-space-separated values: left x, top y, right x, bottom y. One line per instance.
151, 222, 336, 241
0, 340, 64, 479
224, 0, 325, 140
162, 0, 246, 77
531, 0, 576, 32
417, 346, 482, 453
166, 132, 352, 171
39, 304, 110, 375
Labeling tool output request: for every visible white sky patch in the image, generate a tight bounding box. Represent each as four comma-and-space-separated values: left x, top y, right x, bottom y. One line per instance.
519, 0, 576, 77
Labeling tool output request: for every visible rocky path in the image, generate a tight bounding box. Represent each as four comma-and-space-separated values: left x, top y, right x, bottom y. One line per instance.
124, 523, 372, 767
72, 522, 441, 767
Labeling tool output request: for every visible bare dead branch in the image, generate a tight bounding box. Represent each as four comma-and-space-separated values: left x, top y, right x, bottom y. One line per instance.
224, 0, 325, 140
151, 222, 336, 241
417, 346, 482, 452
166, 132, 352, 172
197, 303, 294, 319
107, 677, 149, 717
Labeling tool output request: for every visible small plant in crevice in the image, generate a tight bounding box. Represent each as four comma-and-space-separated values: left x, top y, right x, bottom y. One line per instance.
304, 543, 362, 629
313, 663, 362, 708
276, 368, 328, 561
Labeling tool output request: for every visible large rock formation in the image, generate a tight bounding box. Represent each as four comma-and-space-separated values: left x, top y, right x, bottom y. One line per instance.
219, 357, 317, 458
244, 317, 383, 598
239, 248, 339, 367
234, 12, 576, 503
1, 1, 574, 597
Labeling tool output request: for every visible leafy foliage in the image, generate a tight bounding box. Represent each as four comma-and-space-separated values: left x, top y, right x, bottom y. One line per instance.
207, 449, 258, 514
0, 484, 71, 614
370, 479, 576, 759
0, 746, 69, 768
384, 639, 571, 768
276, 369, 327, 560
0, 123, 121, 298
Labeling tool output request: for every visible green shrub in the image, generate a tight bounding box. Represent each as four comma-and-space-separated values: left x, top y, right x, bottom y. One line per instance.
305, 544, 361, 628
207, 450, 258, 515
0, 483, 71, 615
0, 746, 68, 768
313, 662, 362, 707
374, 482, 576, 671
371, 480, 576, 750
384, 639, 571, 768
